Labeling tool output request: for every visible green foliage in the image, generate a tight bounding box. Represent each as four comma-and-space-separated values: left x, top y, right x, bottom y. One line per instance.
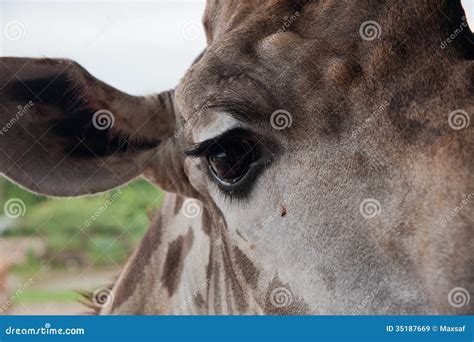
0, 177, 164, 268
15, 289, 82, 304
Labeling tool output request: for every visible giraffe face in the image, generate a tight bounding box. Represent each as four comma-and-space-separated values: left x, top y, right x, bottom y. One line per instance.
173, 0, 474, 313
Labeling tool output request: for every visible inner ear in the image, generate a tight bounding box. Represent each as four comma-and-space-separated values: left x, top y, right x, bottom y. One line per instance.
0, 57, 176, 197
4, 75, 160, 158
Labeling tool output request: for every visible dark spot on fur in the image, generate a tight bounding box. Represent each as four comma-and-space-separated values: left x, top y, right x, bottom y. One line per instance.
233, 247, 259, 288
161, 228, 194, 297
280, 205, 287, 217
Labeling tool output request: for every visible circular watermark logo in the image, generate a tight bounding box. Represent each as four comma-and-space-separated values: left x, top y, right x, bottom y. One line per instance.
270, 110, 293, 131
182, 21, 203, 41
4, 21, 26, 41
182, 199, 203, 219
448, 287, 470, 308
359, 20, 382, 41
92, 287, 115, 308
359, 198, 381, 219
448, 110, 470, 130
270, 286, 293, 308
3, 198, 26, 219
92, 109, 115, 130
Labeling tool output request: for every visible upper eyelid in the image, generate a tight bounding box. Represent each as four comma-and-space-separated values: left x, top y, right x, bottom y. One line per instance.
189, 113, 244, 145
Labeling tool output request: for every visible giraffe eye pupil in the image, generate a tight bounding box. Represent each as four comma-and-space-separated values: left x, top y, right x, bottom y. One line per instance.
207, 138, 256, 185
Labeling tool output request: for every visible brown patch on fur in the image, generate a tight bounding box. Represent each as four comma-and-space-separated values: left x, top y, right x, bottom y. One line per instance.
233, 246, 260, 289
195, 292, 206, 308
220, 239, 249, 313
201, 209, 212, 236
173, 195, 184, 216
161, 228, 194, 296
111, 215, 164, 309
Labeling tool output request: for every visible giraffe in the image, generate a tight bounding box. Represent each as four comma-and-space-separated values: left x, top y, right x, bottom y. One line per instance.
0, 0, 473, 315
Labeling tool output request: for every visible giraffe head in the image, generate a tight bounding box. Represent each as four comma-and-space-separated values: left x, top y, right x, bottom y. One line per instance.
1, 0, 473, 314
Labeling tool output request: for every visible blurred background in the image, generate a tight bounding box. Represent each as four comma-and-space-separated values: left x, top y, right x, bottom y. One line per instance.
0, 0, 473, 315
0, 0, 206, 314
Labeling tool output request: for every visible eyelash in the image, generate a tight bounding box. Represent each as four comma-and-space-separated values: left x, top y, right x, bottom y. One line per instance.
184, 128, 252, 158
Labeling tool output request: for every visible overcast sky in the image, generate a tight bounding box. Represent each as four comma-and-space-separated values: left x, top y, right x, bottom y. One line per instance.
1, 0, 207, 95
1, 0, 473, 95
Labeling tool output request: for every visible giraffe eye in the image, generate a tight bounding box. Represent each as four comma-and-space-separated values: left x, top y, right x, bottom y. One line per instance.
185, 128, 271, 197
206, 137, 257, 185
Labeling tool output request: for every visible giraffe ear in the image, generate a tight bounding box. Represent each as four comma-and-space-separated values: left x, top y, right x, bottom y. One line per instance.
0, 58, 176, 196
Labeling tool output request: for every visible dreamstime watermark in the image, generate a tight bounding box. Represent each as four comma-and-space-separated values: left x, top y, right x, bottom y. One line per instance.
0, 101, 35, 136
84, 190, 122, 227
448, 109, 470, 130
174, 101, 210, 139
270, 109, 293, 130
270, 286, 293, 308
0, 278, 34, 313
91, 287, 115, 308
3, 198, 26, 219
440, 193, 473, 227
5, 323, 85, 336
181, 21, 203, 41
448, 287, 470, 308
440, 16, 468, 49
359, 20, 382, 41
182, 199, 203, 219
359, 198, 382, 219
278, 11, 300, 35
351, 280, 387, 314
4, 21, 26, 41
351, 100, 389, 138
92, 109, 115, 130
